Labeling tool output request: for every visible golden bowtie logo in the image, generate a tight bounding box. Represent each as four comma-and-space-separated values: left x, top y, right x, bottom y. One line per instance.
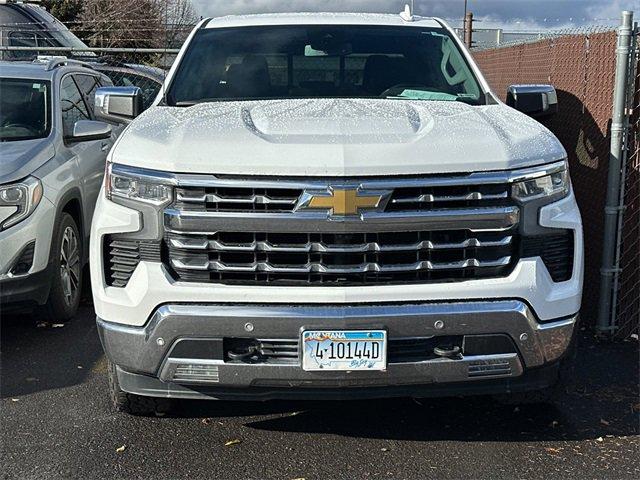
302, 188, 387, 216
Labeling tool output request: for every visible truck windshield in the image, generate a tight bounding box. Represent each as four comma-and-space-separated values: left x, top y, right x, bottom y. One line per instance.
0, 78, 51, 142
167, 25, 484, 106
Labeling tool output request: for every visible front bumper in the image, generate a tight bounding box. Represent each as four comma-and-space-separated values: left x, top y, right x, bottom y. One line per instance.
0, 196, 56, 307
98, 300, 577, 400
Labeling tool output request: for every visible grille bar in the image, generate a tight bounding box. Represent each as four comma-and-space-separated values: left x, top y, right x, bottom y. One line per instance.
104, 237, 161, 287
171, 256, 512, 274
391, 191, 508, 204
164, 206, 520, 233
167, 235, 513, 253
177, 191, 299, 205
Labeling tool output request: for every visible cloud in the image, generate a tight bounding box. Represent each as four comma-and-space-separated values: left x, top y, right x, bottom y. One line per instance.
191, 0, 639, 30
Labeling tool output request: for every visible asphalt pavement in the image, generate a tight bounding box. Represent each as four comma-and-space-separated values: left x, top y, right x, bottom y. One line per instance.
1, 303, 638, 480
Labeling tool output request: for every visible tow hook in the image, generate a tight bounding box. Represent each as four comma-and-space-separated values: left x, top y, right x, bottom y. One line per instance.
227, 344, 258, 361
434, 345, 462, 359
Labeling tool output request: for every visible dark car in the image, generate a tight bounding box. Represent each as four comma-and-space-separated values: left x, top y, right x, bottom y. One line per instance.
0, 1, 164, 110
0, 1, 90, 60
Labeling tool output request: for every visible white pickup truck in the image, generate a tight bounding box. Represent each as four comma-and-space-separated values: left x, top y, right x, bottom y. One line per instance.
89, 12, 583, 415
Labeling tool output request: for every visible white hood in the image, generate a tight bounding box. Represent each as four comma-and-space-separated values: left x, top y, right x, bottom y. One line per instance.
112, 98, 565, 176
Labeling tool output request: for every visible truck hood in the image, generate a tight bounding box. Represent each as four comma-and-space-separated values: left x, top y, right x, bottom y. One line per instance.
0, 137, 55, 184
113, 99, 565, 176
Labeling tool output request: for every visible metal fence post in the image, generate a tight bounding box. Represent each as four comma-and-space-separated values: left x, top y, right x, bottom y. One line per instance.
597, 11, 635, 334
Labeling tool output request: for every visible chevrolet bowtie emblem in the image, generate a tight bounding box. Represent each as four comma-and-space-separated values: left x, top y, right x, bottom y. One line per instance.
298, 188, 390, 216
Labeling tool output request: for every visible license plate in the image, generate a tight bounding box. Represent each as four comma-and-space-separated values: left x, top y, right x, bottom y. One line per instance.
302, 330, 387, 371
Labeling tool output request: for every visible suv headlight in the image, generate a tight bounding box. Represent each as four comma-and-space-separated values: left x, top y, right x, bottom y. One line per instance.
0, 176, 43, 230
512, 161, 569, 202
105, 162, 172, 206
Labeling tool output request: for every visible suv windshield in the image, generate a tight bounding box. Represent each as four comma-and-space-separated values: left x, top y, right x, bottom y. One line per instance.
0, 78, 51, 142
168, 25, 484, 105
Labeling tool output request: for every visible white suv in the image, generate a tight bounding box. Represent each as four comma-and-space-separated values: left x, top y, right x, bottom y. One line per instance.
89, 13, 583, 415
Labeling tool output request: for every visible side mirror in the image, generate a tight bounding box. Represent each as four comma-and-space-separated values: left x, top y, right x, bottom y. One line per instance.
70, 120, 112, 142
506, 85, 558, 118
95, 86, 143, 123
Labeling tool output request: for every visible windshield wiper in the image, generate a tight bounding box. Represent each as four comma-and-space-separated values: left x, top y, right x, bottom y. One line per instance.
174, 100, 203, 107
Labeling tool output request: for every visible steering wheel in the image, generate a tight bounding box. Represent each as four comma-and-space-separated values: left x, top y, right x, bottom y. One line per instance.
379, 84, 434, 97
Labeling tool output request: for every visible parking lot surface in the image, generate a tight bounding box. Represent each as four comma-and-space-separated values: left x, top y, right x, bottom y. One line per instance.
1, 304, 638, 480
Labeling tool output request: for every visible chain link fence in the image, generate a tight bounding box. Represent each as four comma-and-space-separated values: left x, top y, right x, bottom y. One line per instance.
616, 60, 640, 339
474, 26, 639, 338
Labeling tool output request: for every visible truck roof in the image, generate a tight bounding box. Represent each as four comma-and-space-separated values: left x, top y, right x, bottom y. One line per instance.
203, 12, 444, 30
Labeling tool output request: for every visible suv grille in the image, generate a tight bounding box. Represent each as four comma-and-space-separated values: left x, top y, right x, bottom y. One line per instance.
165, 229, 516, 285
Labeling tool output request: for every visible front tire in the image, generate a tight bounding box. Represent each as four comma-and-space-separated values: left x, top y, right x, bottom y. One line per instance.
107, 361, 173, 416
41, 213, 82, 322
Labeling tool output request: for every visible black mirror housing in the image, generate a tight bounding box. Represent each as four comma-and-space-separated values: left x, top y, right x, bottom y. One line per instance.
95, 86, 144, 124
506, 85, 558, 118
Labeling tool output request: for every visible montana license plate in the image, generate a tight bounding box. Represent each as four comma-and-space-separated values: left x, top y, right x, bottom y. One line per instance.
302, 330, 387, 371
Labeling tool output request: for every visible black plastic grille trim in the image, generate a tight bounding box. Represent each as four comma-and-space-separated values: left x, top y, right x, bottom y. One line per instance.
10, 241, 35, 275
223, 336, 465, 365
521, 231, 574, 282
103, 236, 161, 287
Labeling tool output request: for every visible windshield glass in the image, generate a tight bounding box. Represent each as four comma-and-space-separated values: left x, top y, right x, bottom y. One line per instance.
0, 78, 51, 142
167, 25, 484, 105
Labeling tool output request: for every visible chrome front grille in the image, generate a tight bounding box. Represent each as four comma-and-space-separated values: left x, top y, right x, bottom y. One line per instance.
172, 182, 510, 213
158, 171, 525, 286
165, 230, 516, 285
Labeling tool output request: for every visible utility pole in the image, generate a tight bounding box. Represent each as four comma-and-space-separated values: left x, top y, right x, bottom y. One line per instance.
464, 11, 473, 48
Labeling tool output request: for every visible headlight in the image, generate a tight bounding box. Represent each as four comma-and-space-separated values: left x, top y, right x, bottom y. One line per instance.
105, 162, 172, 206
0, 176, 43, 230
512, 162, 569, 202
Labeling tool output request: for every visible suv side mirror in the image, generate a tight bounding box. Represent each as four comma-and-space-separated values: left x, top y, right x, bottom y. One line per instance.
70, 120, 112, 142
506, 85, 558, 118
95, 86, 143, 123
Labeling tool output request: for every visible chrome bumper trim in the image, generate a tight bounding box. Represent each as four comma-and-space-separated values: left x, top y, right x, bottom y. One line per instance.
97, 301, 577, 389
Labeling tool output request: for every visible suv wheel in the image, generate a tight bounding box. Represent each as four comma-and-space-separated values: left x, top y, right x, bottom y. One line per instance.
41, 213, 82, 322
108, 361, 173, 416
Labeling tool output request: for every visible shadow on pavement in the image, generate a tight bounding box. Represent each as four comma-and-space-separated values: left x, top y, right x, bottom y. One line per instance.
0, 303, 104, 399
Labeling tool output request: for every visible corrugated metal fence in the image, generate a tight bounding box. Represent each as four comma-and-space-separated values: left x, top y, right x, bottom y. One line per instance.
474, 29, 639, 338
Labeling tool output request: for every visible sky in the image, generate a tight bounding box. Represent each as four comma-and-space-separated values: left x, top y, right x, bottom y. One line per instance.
191, 0, 640, 31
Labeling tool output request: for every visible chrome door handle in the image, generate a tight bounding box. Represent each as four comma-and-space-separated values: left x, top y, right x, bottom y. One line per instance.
101, 142, 109, 152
